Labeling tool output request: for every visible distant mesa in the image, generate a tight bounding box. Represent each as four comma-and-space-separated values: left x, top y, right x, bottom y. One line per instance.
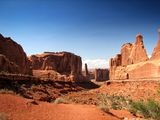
95, 69, 109, 81
110, 33, 160, 80
29, 52, 89, 82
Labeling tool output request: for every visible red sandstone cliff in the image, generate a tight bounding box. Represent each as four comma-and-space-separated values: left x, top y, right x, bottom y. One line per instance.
121, 34, 148, 66
151, 40, 160, 60
29, 52, 88, 82
95, 69, 109, 81
0, 34, 31, 75
109, 34, 160, 80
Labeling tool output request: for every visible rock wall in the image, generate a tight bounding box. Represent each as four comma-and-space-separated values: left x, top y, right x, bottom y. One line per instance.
29, 52, 88, 82
0, 54, 19, 73
0, 34, 31, 75
121, 34, 148, 66
151, 40, 160, 60
95, 69, 109, 81
110, 34, 160, 80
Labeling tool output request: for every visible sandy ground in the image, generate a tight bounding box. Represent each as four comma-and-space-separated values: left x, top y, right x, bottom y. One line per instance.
0, 80, 157, 120
0, 94, 120, 120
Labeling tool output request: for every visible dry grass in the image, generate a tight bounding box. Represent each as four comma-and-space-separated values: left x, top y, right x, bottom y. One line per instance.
53, 98, 68, 104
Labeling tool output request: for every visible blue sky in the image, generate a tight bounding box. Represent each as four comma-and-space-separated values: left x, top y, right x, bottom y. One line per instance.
0, 0, 160, 68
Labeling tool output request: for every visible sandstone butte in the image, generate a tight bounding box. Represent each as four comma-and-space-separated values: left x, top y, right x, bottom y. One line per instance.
0, 34, 88, 82
95, 69, 109, 81
110, 34, 160, 80
0, 34, 31, 75
29, 52, 88, 82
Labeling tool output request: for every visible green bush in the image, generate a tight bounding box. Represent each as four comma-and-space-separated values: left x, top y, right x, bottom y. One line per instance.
97, 93, 131, 110
130, 99, 160, 120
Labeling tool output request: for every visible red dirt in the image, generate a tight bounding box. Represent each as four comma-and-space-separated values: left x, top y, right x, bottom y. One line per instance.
63, 81, 160, 106
95, 81, 160, 101
0, 94, 120, 120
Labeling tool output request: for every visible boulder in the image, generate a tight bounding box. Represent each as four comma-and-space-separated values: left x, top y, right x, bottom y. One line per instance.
0, 34, 31, 75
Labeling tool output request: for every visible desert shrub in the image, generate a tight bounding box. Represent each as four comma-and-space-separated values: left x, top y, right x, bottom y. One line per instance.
0, 113, 8, 120
98, 103, 109, 113
130, 99, 160, 120
53, 98, 67, 104
0, 88, 21, 97
111, 102, 121, 110
0, 89, 14, 94
97, 93, 131, 110
130, 101, 149, 117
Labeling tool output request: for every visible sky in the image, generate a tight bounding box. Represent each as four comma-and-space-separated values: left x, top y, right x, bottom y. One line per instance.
0, 0, 160, 69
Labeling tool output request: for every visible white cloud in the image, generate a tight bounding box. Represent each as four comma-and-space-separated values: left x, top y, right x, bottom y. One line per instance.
82, 59, 109, 69
148, 55, 151, 59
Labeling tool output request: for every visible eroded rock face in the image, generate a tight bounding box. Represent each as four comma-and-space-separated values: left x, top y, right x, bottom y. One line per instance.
121, 34, 148, 66
0, 34, 31, 75
109, 34, 153, 80
121, 43, 133, 66
29, 52, 87, 82
0, 54, 19, 73
151, 40, 160, 60
95, 69, 109, 81
110, 54, 121, 67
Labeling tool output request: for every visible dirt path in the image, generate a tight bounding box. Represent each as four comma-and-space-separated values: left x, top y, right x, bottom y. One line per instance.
0, 94, 120, 120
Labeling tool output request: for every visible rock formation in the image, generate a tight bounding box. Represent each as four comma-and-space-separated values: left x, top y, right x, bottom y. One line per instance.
95, 69, 109, 81
121, 34, 148, 66
110, 54, 121, 67
151, 40, 160, 60
0, 34, 31, 75
84, 63, 89, 76
29, 52, 88, 82
109, 34, 160, 80
0, 54, 19, 73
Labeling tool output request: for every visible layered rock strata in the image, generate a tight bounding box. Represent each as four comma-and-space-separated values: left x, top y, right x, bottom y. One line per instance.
29, 52, 88, 82
95, 69, 109, 81
109, 34, 160, 80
